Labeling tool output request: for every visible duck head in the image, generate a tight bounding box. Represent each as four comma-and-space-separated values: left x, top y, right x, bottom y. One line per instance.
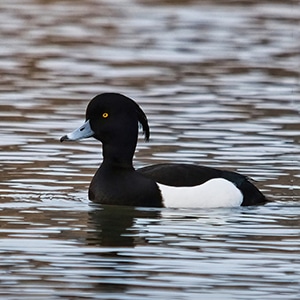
60, 93, 150, 166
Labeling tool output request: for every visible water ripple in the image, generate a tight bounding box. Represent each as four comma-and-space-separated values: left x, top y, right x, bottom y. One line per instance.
0, 0, 299, 299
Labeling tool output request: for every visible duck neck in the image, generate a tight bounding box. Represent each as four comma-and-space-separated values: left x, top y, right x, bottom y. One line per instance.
101, 140, 136, 169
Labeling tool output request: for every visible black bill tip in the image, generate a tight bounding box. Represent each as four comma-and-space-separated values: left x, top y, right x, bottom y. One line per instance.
60, 135, 69, 142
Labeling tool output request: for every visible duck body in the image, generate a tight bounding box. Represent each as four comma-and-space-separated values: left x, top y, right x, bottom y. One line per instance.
61, 93, 266, 208
138, 163, 265, 207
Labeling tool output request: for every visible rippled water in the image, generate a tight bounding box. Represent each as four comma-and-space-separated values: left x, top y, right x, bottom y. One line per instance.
0, 0, 300, 299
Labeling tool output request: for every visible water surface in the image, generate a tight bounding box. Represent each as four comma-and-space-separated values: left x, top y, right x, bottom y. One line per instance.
0, 0, 299, 299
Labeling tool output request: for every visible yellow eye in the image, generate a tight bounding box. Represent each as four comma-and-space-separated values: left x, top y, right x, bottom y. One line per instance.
102, 112, 109, 118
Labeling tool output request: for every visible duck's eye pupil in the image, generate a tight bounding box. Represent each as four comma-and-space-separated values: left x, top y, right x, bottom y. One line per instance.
102, 113, 109, 118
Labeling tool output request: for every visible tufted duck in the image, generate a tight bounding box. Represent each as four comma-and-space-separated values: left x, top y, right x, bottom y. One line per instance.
60, 93, 266, 208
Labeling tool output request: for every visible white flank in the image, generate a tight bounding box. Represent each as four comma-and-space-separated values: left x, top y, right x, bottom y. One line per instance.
158, 178, 243, 208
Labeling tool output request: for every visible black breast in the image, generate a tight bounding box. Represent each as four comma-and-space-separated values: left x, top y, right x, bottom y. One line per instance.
89, 165, 163, 207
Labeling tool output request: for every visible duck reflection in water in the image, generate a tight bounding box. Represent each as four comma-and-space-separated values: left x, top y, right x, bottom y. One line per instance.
87, 205, 161, 247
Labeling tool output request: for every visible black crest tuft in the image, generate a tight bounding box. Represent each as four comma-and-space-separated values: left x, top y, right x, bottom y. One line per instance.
133, 101, 150, 141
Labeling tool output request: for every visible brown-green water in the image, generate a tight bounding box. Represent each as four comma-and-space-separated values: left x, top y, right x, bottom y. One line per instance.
0, 0, 299, 299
